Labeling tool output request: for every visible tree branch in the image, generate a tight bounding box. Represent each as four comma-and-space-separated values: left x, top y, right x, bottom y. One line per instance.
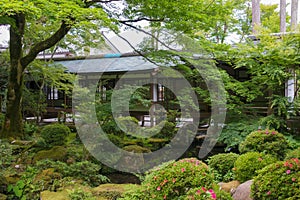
89, 0, 121, 2
119, 21, 179, 52
84, 0, 121, 7
119, 17, 164, 23
114, 31, 159, 66
21, 21, 71, 68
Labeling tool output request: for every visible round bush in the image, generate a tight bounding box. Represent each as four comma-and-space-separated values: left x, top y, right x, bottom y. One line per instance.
207, 153, 239, 182
40, 123, 71, 147
286, 147, 300, 160
122, 158, 215, 199
185, 186, 233, 200
234, 152, 277, 183
239, 129, 290, 159
252, 158, 300, 199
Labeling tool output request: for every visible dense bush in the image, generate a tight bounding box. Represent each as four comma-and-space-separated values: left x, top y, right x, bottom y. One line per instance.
234, 152, 277, 183
239, 129, 290, 159
121, 158, 217, 200
185, 186, 233, 200
0, 140, 13, 170
286, 147, 300, 160
0, 113, 4, 130
252, 158, 300, 199
141, 120, 177, 140
218, 116, 261, 151
207, 153, 239, 182
40, 123, 71, 147
36, 160, 109, 187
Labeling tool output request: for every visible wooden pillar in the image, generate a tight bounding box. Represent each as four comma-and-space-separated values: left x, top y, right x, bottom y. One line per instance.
291, 0, 299, 31
252, 0, 261, 34
280, 0, 286, 32
150, 71, 158, 127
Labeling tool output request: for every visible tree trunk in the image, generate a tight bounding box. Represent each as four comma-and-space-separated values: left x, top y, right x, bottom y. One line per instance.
252, 0, 261, 34
1, 14, 25, 138
280, 0, 286, 32
291, 0, 299, 31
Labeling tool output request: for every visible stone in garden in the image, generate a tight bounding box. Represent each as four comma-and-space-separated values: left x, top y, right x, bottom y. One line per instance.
232, 180, 253, 200
218, 180, 240, 194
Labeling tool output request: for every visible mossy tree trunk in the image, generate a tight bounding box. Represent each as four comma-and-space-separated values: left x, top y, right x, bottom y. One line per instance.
1, 15, 71, 139
1, 14, 26, 138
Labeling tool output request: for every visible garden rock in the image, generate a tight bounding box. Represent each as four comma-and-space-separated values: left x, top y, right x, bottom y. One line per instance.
232, 180, 253, 200
218, 180, 240, 194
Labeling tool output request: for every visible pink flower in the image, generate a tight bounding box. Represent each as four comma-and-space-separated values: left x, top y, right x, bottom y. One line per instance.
157, 186, 161, 191
196, 190, 201, 195
181, 168, 186, 172
164, 195, 167, 199
292, 177, 296, 182
211, 193, 217, 199
286, 170, 291, 174
265, 130, 269, 134
201, 187, 206, 192
208, 189, 217, 200
271, 131, 276, 135
267, 191, 271, 195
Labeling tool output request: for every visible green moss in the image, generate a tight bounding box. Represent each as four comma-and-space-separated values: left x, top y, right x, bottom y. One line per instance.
92, 184, 133, 200
123, 145, 151, 153
33, 146, 67, 163
0, 193, 7, 200
40, 190, 70, 200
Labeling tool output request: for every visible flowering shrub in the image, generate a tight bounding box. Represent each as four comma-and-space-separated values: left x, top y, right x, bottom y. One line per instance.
121, 158, 216, 199
252, 158, 300, 199
285, 147, 300, 160
207, 153, 239, 182
239, 129, 290, 159
185, 185, 233, 200
234, 152, 277, 183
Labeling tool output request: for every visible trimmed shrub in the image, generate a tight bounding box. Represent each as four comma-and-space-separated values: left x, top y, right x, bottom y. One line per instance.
185, 185, 233, 200
234, 152, 277, 183
252, 158, 300, 199
286, 147, 300, 160
239, 129, 290, 159
40, 123, 71, 147
207, 153, 239, 182
36, 160, 109, 187
121, 158, 215, 200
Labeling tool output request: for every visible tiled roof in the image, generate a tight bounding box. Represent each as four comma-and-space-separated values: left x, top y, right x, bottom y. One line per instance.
56, 56, 158, 73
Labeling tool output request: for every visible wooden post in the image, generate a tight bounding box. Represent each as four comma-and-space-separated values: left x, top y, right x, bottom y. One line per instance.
252, 0, 261, 34
291, 0, 299, 31
280, 0, 286, 32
